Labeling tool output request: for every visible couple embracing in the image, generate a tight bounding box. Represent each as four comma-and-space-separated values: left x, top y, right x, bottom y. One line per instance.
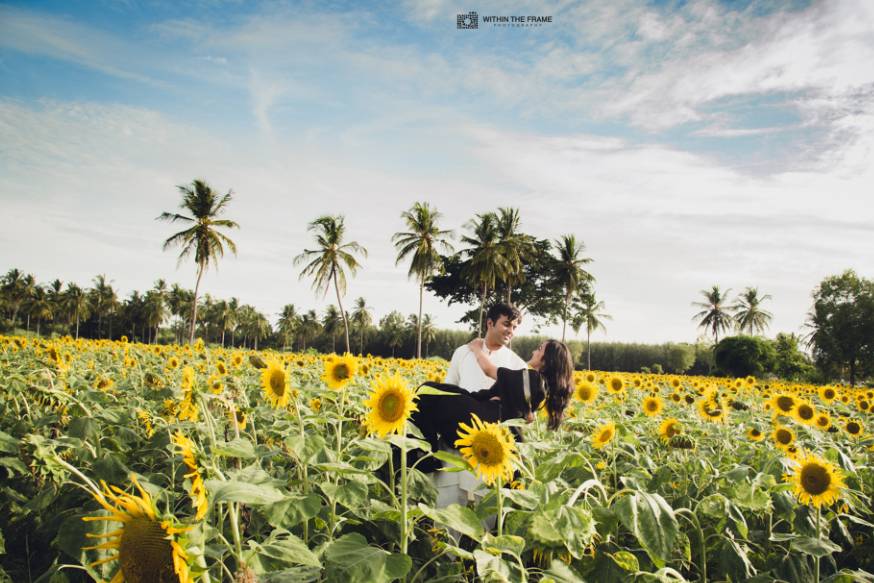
410, 303, 575, 474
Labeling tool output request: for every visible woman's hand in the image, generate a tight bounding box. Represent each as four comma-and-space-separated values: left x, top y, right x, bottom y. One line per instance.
468, 338, 484, 353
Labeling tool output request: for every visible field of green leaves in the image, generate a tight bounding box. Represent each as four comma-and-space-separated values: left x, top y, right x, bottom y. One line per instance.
1, 334, 872, 583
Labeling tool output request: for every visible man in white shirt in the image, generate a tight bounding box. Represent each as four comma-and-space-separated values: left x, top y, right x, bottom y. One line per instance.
445, 303, 528, 391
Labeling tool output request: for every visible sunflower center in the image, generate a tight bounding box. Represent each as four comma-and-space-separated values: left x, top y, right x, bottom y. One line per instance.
816, 416, 829, 427
646, 400, 658, 412
119, 517, 175, 583
269, 370, 286, 395
471, 432, 505, 466
847, 421, 861, 434
776, 429, 792, 444
665, 423, 679, 438
332, 364, 350, 381
824, 389, 835, 399
798, 405, 814, 420
800, 463, 831, 496
377, 392, 405, 423
776, 396, 794, 412
598, 428, 614, 443
610, 379, 622, 391
751, 429, 761, 437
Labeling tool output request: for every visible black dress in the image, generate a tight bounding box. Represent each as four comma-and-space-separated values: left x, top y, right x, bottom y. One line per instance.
410, 367, 545, 471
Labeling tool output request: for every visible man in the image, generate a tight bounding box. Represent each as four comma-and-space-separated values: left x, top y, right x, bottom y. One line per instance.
445, 303, 527, 391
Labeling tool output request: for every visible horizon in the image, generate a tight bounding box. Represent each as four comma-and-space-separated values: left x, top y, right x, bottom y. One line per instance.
2, 0, 872, 344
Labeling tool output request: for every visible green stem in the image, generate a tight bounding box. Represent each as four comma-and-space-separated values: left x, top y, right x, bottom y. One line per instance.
400, 424, 409, 556
496, 478, 504, 537
814, 506, 821, 583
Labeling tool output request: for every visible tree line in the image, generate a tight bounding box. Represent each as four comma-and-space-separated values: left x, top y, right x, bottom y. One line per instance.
2, 178, 872, 384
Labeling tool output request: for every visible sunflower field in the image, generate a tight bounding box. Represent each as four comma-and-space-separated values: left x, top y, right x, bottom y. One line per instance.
1, 334, 873, 583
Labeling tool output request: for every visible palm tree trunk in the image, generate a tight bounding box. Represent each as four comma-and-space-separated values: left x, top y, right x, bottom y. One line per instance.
26, 314, 31, 333
75, 309, 80, 339
478, 283, 487, 336
360, 328, 364, 355
36, 319, 41, 336
416, 278, 424, 359
587, 327, 592, 370
221, 329, 226, 347
332, 269, 351, 354
189, 261, 205, 344
561, 291, 569, 343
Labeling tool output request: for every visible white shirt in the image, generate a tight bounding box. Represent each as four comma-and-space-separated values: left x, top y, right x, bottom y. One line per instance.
444, 344, 528, 391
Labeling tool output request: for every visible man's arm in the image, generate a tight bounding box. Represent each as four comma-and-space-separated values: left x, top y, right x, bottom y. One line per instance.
468, 339, 498, 379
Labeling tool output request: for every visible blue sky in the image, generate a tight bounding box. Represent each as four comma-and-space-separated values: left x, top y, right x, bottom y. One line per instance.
1, 0, 872, 343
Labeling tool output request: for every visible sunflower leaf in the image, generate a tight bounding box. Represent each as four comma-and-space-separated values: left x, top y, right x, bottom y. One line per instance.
418, 503, 485, 540
205, 479, 285, 505
614, 491, 679, 569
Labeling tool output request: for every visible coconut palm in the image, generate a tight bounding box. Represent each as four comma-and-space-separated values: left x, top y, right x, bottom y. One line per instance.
350, 297, 373, 355
692, 285, 733, 344
572, 289, 611, 370
90, 275, 118, 338
47, 279, 65, 329
732, 287, 773, 335
407, 313, 437, 358
157, 179, 239, 344
322, 305, 343, 353
63, 283, 89, 339
294, 215, 367, 354
495, 207, 535, 304
553, 235, 594, 342
144, 289, 168, 343
27, 286, 53, 336
1, 269, 28, 328
297, 310, 322, 351
277, 304, 299, 350
392, 202, 454, 358
461, 212, 507, 335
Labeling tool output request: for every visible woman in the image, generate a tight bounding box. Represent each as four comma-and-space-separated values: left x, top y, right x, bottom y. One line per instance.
411, 338, 574, 472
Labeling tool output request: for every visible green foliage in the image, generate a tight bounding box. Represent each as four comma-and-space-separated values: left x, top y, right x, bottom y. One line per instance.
713, 335, 776, 377
807, 270, 874, 386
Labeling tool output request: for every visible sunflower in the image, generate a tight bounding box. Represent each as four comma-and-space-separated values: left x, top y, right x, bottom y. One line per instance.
309, 397, 322, 412
95, 376, 115, 392
81, 474, 193, 583
787, 452, 846, 508
323, 353, 358, 390
136, 409, 155, 438
658, 418, 682, 442
261, 361, 290, 408
207, 375, 223, 395
231, 353, 244, 368
770, 393, 796, 417
171, 433, 208, 520
819, 386, 837, 403
215, 360, 228, 375
592, 421, 616, 449
793, 400, 816, 425
772, 425, 796, 450
642, 396, 663, 417
574, 381, 599, 404
584, 372, 597, 384
814, 413, 831, 431
746, 427, 764, 442
454, 414, 517, 486
844, 418, 864, 438
696, 398, 727, 424
167, 356, 180, 370
363, 374, 418, 438
606, 376, 625, 394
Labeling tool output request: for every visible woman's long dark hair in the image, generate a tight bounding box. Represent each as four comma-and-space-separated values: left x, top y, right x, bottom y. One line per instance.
540, 340, 574, 430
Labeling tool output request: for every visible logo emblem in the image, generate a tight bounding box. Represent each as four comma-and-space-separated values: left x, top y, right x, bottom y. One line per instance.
457, 11, 478, 29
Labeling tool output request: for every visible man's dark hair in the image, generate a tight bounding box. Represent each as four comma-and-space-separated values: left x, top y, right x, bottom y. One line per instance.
486, 303, 521, 325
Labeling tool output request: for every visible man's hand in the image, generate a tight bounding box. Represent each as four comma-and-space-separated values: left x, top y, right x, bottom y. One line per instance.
468, 338, 484, 353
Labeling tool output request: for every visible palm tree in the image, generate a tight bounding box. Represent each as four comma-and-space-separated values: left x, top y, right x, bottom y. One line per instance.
297, 310, 322, 351
157, 179, 239, 344
407, 313, 437, 358
350, 297, 373, 354
692, 285, 733, 344
572, 289, 611, 370
731, 287, 773, 335
1, 269, 27, 328
381, 310, 406, 357
90, 275, 118, 338
495, 207, 535, 303
322, 305, 343, 353
167, 284, 192, 344
21, 274, 36, 332
461, 212, 507, 335
63, 283, 89, 339
47, 279, 65, 330
294, 215, 367, 354
27, 286, 53, 336
553, 235, 594, 342
277, 304, 299, 350
144, 289, 168, 343
392, 202, 454, 358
